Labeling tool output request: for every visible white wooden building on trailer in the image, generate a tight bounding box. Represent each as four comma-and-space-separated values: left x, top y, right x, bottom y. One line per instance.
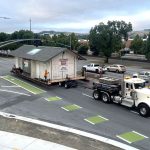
11, 45, 85, 83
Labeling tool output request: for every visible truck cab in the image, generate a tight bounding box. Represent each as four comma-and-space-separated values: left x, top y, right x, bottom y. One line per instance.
122, 78, 150, 117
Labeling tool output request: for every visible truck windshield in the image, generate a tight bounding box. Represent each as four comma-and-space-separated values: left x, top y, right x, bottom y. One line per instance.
134, 82, 145, 89
94, 64, 100, 67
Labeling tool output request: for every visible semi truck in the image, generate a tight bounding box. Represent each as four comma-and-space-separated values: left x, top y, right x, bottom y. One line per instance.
93, 76, 150, 117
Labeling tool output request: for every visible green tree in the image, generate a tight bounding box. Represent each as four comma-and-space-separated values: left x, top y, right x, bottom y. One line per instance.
130, 35, 143, 54
70, 33, 78, 50
107, 21, 132, 41
0, 32, 10, 42
145, 33, 150, 60
89, 27, 99, 55
89, 21, 131, 63
11, 30, 34, 39
77, 44, 88, 54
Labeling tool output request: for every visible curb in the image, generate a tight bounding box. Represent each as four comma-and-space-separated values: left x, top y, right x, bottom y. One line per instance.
0, 112, 139, 150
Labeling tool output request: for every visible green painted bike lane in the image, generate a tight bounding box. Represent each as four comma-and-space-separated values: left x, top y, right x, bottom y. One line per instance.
2, 75, 46, 94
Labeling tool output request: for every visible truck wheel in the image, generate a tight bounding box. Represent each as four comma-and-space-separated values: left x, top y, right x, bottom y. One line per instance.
93, 90, 100, 100
101, 92, 110, 103
138, 104, 150, 117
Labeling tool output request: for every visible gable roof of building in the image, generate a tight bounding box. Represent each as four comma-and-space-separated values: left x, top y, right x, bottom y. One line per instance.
10, 45, 85, 61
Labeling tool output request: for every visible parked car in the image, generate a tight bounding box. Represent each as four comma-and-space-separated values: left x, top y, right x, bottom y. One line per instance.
82, 63, 105, 73
133, 71, 150, 83
107, 64, 126, 73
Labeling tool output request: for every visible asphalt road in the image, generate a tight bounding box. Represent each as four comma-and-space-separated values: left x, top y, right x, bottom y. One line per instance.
0, 57, 150, 150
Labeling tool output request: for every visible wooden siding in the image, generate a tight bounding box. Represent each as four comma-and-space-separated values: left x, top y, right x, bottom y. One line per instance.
15, 50, 78, 81
51, 50, 77, 80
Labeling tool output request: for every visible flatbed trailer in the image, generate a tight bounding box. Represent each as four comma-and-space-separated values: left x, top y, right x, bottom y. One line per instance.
10, 68, 85, 88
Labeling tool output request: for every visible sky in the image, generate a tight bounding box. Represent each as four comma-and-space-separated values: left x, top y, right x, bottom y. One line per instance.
0, 0, 150, 33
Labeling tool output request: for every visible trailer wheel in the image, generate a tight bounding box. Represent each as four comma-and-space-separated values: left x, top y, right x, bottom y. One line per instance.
93, 90, 100, 100
138, 104, 150, 117
59, 82, 63, 87
101, 92, 110, 103
64, 83, 69, 89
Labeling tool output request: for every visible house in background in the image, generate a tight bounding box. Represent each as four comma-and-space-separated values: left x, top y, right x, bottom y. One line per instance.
11, 45, 85, 83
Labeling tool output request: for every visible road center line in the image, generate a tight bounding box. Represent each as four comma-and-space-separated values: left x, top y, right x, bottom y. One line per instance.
0, 89, 31, 96
82, 93, 93, 99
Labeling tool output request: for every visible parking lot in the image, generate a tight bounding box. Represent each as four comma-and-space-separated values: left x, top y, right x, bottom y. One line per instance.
0, 57, 150, 150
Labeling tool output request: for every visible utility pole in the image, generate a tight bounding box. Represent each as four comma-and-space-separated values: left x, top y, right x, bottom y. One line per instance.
70, 34, 71, 50
30, 18, 31, 31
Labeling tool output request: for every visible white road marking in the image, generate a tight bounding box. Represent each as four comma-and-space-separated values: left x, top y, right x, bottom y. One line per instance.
74, 104, 82, 109
1, 85, 19, 88
56, 96, 62, 99
98, 115, 109, 121
84, 119, 95, 125
132, 131, 149, 139
61, 107, 70, 111
116, 135, 132, 144
44, 98, 49, 101
130, 111, 139, 114
82, 93, 93, 99
0, 89, 31, 96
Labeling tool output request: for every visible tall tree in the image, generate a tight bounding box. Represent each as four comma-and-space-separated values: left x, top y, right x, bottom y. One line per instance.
89, 21, 132, 63
89, 26, 99, 55
130, 35, 143, 54
107, 20, 132, 41
70, 33, 78, 50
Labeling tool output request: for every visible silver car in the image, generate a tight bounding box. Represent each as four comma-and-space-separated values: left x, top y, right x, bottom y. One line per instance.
107, 64, 126, 73
138, 71, 150, 83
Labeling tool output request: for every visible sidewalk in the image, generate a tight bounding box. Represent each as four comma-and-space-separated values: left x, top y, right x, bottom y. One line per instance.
0, 131, 76, 150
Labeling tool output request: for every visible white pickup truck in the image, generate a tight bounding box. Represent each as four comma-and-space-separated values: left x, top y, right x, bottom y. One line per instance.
82, 63, 105, 73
